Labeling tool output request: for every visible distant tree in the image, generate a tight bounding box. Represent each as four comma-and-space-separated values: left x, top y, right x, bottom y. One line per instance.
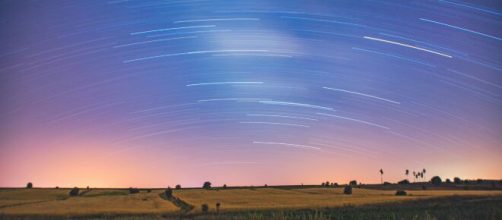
398, 179, 410, 185
321, 182, 325, 187
454, 177, 462, 184
420, 172, 424, 181
201, 204, 209, 213
55, 186, 59, 189
26, 182, 33, 189
405, 169, 409, 177
147, 189, 152, 193
129, 187, 140, 194
69, 187, 79, 196
222, 184, 227, 189
264, 184, 268, 188
422, 169, 427, 181
413, 171, 416, 182
165, 187, 173, 198
86, 186, 89, 190
325, 181, 330, 187
445, 178, 452, 183
216, 202, 221, 213
477, 179, 483, 184
332, 183, 338, 187
431, 176, 442, 186
175, 184, 181, 190
343, 185, 352, 195
395, 190, 407, 196
383, 182, 391, 185
203, 181, 212, 189
379, 169, 384, 184
349, 180, 357, 186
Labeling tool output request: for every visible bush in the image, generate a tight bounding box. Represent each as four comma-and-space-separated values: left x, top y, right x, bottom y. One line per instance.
343, 185, 352, 195
445, 178, 452, 183
477, 179, 483, 184
332, 183, 338, 187
431, 176, 442, 186
201, 203, 209, 213
395, 190, 407, 196
203, 181, 212, 189
398, 179, 410, 185
165, 187, 173, 198
69, 187, 79, 196
383, 182, 391, 185
146, 189, 152, 193
454, 177, 462, 184
129, 187, 140, 194
222, 184, 227, 189
349, 180, 357, 186
26, 182, 33, 189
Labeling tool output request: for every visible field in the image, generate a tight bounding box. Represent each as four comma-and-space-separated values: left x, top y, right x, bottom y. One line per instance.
1, 185, 501, 219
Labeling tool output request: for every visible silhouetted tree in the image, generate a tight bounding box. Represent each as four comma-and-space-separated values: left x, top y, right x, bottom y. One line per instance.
222, 184, 227, 189
349, 180, 357, 186
165, 187, 173, 198
477, 179, 483, 184
413, 171, 416, 182
201, 204, 209, 213
69, 187, 79, 196
383, 182, 391, 185
325, 181, 330, 187
398, 179, 410, 185
147, 189, 152, 193
405, 169, 409, 180
203, 181, 212, 189
445, 178, 452, 183
379, 169, 384, 184
216, 202, 221, 213
422, 168, 427, 181
26, 182, 33, 189
431, 176, 442, 186
454, 177, 462, 184
321, 182, 325, 187
343, 185, 352, 195
175, 184, 181, 189
264, 184, 268, 188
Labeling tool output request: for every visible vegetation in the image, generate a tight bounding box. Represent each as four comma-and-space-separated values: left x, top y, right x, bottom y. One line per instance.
201, 203, 209, 213
395, 190, 407, 196
69, 187, 79, 197
343, 185, 352, 195
175, 184, 181, 190
349, 180, 358, 186
164, 187, 173, 198
431, 176, 442, 186
203, 181, 212, 189
128, 187, 140, 194
454, 177, 462, 184
398, 179, 410, 184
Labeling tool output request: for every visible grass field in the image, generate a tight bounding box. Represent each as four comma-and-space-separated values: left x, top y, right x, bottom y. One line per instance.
0, 186, 501, 219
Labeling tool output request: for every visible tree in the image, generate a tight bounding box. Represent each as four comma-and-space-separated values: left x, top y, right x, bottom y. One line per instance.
431, 176, 442, 186
216, 202, 221, 213
349, 180, 358, 185
413, 171, 416, 182
446, 178, 452, 183
325, 181, 330, 187
165, 187, 173, 198
128, 187, 140, 194
203, 181, 212, 189
69, 187, 80, 196
398, 179, 410, 185
343, 185, 352, 194
26, 182, 33, 189
454, 177, 462, 184
222, 184, 227, 189
175, 184, 181, 190
379, 169, 384, 184
395, 190, 407, 196
422, 168, 427, 181
405, 169, 409, 179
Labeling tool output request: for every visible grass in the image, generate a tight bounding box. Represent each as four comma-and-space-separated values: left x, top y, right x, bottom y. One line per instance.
0, 186, 501, 219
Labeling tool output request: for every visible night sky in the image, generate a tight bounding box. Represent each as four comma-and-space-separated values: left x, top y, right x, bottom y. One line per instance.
1, 0, 501, 188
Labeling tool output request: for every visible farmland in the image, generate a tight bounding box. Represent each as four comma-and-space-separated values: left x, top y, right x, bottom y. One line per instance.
1, 184, 501, 219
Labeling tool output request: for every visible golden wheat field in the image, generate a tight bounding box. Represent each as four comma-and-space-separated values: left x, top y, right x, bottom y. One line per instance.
1, 187, 501, 218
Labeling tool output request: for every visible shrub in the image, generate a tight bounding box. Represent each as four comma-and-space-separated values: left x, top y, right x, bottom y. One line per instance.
349, 180, 357, 186
398, 179, 410, 185
175, 184, 181, 189
203, 181, 212, 189
26, 182, 33, 189
332, 183, 338, 187
69, 187, 79, 196
454, 177, 462, 184
55, 186, 59, 189
383, 182, 391, 185
165, 187, 173, 198
343, 185, 352, 195
129, 187, 140, 194
147, 189, 152, 193
264, 184, 268, 188
477, 179, 483, 184
431, 176, 442, 186
395, 190, 407, 196
222, 184, 227, 189
201, 203, 209, 213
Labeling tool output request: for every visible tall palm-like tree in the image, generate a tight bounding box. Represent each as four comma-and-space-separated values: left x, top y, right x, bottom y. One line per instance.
422, 168, 426, 181
405, 169, 409, 180
379, 169, 384, 184
413, 171, 416, 182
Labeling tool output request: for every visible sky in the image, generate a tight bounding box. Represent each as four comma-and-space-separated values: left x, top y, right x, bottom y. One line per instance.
0, 0, 501, 188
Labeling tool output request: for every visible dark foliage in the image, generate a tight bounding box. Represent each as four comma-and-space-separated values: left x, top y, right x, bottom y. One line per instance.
175, 184, 181, 189
165, 187, 173, 198
349, 180, 357, 185
203, 181, 212, 189
398, 179, 410, 184
216, 202, 221, 213
69, 187, 79, 196
26, 182, 33, 189
446, 178, 452, 183
454, 177, 462, 184
383, 182, 391, 185
431, 176, 442, 186
222, 184, 227, 189
128, 187, 140, 194
147, 189, 152, 193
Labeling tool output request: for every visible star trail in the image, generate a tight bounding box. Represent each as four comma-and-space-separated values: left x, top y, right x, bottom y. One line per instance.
0, 0, 501, 188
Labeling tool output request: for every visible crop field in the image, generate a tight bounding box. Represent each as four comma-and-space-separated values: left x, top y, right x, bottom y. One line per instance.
1, 186, 501, 219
